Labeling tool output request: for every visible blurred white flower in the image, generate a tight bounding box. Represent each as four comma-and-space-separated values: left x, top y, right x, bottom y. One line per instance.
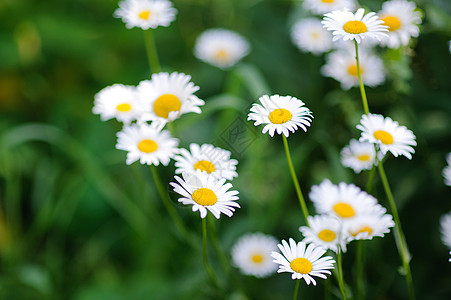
291, 18, 333, 55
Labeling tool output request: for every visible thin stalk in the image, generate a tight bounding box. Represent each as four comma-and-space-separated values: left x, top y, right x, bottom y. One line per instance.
282, 135, 309, 225
377, 162, 415, 300
354, 40, 370, 115
150, 166, 190, 241
143, 29, 161, 73
293, 279, 300, 300
202, 218, 219, 287
336, 247, 348, 300
208, 216, 230, 274
365, 165, 376, 194
355, 241, 366, 300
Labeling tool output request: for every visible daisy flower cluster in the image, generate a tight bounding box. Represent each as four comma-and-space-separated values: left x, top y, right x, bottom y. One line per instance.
341, 113, 417, 173
290, 1, 422, 90
299, 180, 394, 252
94, 0, 242, 220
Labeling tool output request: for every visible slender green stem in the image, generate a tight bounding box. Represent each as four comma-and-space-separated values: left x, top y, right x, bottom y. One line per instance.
355, 241, 366, 300
282, 135, 309, 225
365, 165, 376, 194
150, 166, 189, 239
377, 161, 415, 300
293, 279, 300, 300
202, 218, 219, 287
354, 40, 369, 115
208, 216, 230, 274
143, 29, 161, 73
336, 247, 348, 300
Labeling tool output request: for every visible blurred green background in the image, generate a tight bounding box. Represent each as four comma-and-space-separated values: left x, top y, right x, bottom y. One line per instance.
1, 0, 451, 299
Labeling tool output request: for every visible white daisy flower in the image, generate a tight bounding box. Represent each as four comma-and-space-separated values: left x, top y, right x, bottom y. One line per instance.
309, 179, 384, 221
114, 0, 177, 30
247, 94, 313, 138
440, 212, 451, 249
194, 29, 250, 69
378, 0, 422, 49
170, 171, 240, 219
303, 0, 357, 15
271, 238, 335, 284
174, 144, 238, 181
299, 215, 349, 253
231, 233, 279, 278
322, 8, 389, 43
345, 213, 394, 241
321, 48, 385, 90
357, 113, 417, 160
93, 84, 145, 124
442, 153, 451, 187
340, 139, 378, 173
291, 18, 334, 55
116, 122, 178, 165
137, 72, 205, 125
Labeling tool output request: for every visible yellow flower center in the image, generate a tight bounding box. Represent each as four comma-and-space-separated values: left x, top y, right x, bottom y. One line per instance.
373, 130, 394, 145
357, 154, 370, 161
347, 64, 363, 76
116, 103, 132, 112
290, 258, 312, 274
194, 160, 216, 174
350, 225, 373, 237
138, 10, 152, 20
321, 0, 335, 3
192, 188, 218, 206
382, 16, 401, 31
268, 108, 292, 124
153, 94, 182, 119
215, 49, 229, 62
251, 254, 264, 263
311, 32, 319, 39
318, 229, 336, 242
333, 202, 356, 218
343, 21, 368, 34
137, 139, 158, 153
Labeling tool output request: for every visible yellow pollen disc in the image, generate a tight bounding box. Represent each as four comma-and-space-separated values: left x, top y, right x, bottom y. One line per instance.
343, 21, 368, 34
153, 94, 182, 119
251, 254, 264, 263
138, 10, 151, 20
311, 32, 319, 39
194, 160, 216, 174
192, 188, 218, 206
321, 0, 335, 3
318, 229, 336, 242
290, 258, 312, 274
333, 202, 356, 218
215, 49, 228, 62
357, 154, 370, 161
268, 108, 292, 124
137, 139, 158, 153
382, 16, 401, 31
350, 225, 373, 237
116, 103, 132, 112
347, 65, 363, 76
374, 130, 394, 145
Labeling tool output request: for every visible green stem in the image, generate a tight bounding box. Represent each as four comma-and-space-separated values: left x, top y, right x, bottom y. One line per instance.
377, 162, 415, 300
365, 165, 376, 194
143, 29, 161, 73
293, 279, 300, 300
336, 247, 348, 300
202, 218, 219, 287
208, 216, 230, 274
282, 135, 309, 225
355, 241, 366, 300
150, 166, 190, 241
354, 40, 370, 115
